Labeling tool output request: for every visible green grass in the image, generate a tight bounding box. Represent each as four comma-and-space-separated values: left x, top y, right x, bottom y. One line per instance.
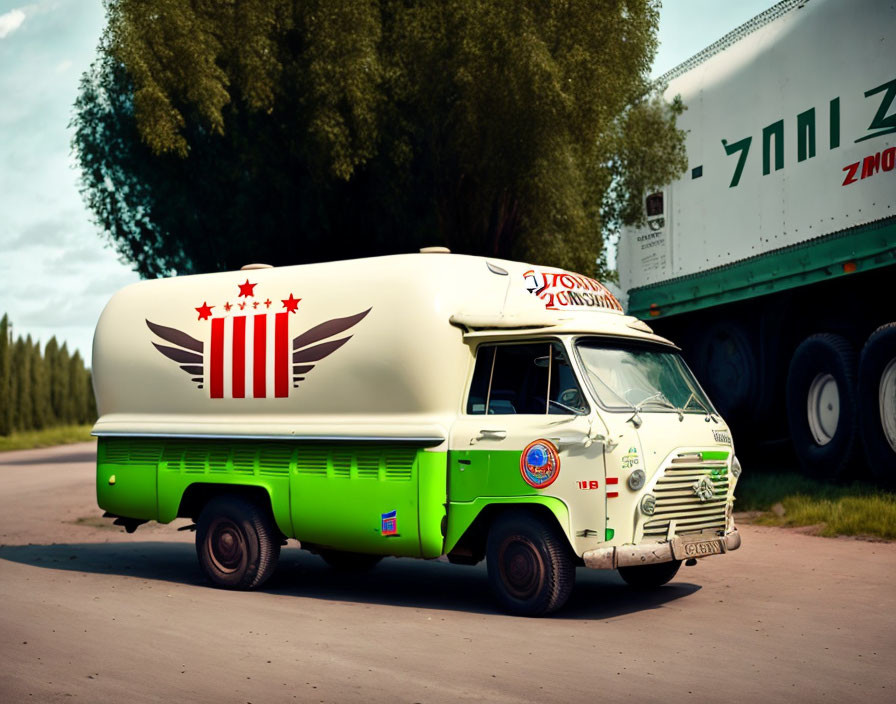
0, 424, 95, 452
735, 472, 896, 540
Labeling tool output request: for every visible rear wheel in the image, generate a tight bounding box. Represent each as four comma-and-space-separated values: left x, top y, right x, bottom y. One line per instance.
858, 323, 896, 481
196, 496, 280, 590
318, 549, 383, 572
618, 559, 682, 589
786, 334, 858, 479
486, 511, 574, 617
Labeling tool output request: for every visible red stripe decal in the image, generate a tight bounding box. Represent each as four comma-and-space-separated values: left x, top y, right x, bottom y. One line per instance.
275, 312, 288, 398
232, 316, 245, 398
607, 491, 619, 499
210, 317, 224, 398
253, 314, 266, 398
606, 477, 619, 484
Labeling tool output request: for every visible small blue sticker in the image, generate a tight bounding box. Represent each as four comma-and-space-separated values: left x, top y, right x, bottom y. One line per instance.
381, 510, 398, 536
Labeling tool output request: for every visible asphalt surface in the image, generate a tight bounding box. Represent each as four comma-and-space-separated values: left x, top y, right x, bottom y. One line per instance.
1, 441, 894, 703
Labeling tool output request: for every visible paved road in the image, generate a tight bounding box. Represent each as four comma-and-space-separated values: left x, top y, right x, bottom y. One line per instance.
1, 442, 894, 703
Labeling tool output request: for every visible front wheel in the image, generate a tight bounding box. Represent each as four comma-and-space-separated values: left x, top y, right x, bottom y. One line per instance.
196, 496, 280, 590
618, 560, 682, 589
486, 511, 574, 616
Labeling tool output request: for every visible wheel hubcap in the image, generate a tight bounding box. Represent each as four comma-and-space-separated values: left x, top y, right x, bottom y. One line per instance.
498, 536, 544, 600
208, 519, 245, 573
807, 373, 840, 446
880, 359, 896, 453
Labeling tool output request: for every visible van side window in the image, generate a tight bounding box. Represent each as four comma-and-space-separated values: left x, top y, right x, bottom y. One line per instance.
466, 343, 588, 415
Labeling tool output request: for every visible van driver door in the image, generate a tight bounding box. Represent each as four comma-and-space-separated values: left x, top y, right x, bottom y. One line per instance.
448, 340, 607, 555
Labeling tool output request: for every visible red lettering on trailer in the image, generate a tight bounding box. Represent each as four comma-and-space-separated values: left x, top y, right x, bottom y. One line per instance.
842, 161, 860, 185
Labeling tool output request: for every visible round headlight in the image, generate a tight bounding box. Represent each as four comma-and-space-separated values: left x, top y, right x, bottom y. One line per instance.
628, 469, 645, 490
731, 455, 742, 479
640, 494, 656, 515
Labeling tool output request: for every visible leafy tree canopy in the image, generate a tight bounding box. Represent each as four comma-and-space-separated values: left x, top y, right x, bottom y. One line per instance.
73, 0, 686, 279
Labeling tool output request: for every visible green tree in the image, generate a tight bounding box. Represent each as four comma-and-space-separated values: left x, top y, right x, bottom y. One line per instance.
12, 337, 32, 432
30, 337, 51, 430
74, 0, 685, 280
69, 351, 89, 425
0, 314, 11, 435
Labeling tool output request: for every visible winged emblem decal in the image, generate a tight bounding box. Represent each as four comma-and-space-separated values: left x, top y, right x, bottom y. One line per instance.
145, 279, 370, 399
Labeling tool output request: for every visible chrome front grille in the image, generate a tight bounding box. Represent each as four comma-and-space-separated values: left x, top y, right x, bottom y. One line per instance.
642, 457, 729, 538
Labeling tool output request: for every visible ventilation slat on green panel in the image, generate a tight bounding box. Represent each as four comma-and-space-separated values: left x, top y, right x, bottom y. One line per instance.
183, 446, 209, 474
129, 441, 164, 464
231, 447, 256, 474
331, 450, 352, 478
104, 439, 129, 464
295, 447, 328, 476
259, 445, 293, 476
383, 448, 415, 481
355, 449, 381, 479
208, 447, 230, 473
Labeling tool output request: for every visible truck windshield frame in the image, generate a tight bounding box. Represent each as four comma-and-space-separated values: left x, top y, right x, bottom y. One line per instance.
573, 336, 717, 416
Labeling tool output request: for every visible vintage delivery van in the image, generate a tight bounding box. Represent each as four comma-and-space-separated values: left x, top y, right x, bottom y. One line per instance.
92, 251, 742, 615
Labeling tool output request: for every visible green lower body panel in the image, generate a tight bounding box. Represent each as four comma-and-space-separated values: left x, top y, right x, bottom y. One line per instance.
96, 438, 447, 558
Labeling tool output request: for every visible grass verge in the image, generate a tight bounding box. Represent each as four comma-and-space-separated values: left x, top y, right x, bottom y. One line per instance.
0, 424, 95, 452
735, 472, 896, 540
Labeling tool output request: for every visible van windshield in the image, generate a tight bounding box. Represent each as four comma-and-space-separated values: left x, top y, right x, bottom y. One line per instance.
575, 338, 715, 415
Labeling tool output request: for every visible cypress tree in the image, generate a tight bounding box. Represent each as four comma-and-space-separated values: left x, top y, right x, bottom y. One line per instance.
30, 337, 51, 430
69, 351, 88, 425
0, 314, 11, 435
44, 337, 59, 426
13, 337, 32, 432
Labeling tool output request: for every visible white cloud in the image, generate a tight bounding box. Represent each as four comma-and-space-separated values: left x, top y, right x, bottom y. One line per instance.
0, 8, 26, 39
55, 58, 71, 73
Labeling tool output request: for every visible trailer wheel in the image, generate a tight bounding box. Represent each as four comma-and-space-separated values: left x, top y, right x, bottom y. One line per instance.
196, 496, 280, 590
618, 559, 682, 589
858, 323, 896, 481
786, 334, 858, 479
318, 550, 383, 572
486, 511, 574, 616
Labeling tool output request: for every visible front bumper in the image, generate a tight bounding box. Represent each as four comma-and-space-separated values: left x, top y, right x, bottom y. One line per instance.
582, 527, 742, 570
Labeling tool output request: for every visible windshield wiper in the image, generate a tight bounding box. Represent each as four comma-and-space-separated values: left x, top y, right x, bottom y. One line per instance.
682, 391, 719, 423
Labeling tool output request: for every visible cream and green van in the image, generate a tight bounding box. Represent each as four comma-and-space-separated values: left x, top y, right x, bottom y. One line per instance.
92, 251, 742, 616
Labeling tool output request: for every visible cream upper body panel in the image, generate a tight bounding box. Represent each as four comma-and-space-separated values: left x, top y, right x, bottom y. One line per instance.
92, 253, 670, 440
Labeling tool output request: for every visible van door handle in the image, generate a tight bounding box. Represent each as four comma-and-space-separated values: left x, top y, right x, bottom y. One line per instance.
478, 429, 507, 440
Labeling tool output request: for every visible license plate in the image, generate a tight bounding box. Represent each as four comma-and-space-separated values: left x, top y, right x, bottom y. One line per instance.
672, 537, 725, 560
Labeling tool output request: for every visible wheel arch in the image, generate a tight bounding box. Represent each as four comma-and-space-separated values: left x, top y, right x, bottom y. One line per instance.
175, 482, 289, 538
444, 497, 572, 564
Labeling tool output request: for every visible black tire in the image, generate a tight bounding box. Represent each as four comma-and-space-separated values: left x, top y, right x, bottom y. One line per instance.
486, 511, 574, 617
693, 321, 759, 428
617, 559, 682, 589
318, 549, 383, 572
196, 495, 280, 590
785, 333, 858, 480
858, 323, 896, 481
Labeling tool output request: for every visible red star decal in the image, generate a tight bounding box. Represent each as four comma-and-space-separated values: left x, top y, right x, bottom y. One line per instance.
252, 301, 259, 309
238, 280, 256, 298
281, 293, 301, 314
264, 298, 272, 308
224, 301, 232, 312
238, 301, 246, 310
195, 302, 214, 320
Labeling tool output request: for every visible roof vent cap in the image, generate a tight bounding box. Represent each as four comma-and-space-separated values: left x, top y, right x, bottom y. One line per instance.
241, 263, 273, 270
419, 246, 451, 254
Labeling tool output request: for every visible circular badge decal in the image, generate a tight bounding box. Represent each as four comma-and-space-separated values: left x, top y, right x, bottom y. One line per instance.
520, 439, 560, 489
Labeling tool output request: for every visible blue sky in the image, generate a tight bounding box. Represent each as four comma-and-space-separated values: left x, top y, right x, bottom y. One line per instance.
0, 0, 774, 366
